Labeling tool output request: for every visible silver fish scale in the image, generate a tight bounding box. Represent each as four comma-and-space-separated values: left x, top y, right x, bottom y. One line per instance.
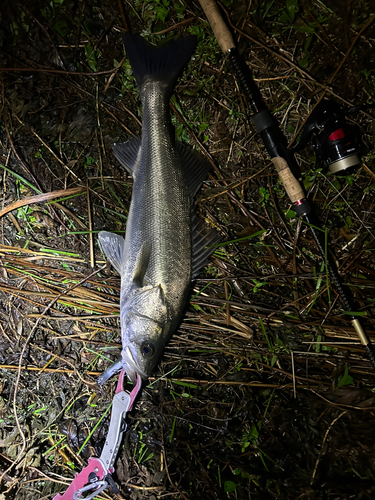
122, 81, 191, 319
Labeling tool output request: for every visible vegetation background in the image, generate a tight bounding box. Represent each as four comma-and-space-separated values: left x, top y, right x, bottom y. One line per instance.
0, 0, 375, 499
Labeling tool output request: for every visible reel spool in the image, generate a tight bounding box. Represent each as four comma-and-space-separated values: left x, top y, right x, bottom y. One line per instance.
293, 99, 366, 175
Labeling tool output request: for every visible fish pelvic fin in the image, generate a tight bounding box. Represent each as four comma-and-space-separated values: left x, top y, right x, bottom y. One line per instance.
123, 33, 197, 97
112, 137, 141, 176
98, 231, 125, 274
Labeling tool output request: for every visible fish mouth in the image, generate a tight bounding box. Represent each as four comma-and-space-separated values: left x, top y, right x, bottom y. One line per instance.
122, 345, 148, 384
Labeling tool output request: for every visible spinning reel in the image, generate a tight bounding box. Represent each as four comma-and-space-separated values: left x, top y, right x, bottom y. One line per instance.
293, 99, 367, 175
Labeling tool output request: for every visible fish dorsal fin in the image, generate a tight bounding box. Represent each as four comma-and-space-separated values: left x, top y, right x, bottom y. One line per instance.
191, 211, 220, 278
112, 138, 142, 175
132, 240, 152, 288
176, 142, 211, 200
98, 231, 125, 274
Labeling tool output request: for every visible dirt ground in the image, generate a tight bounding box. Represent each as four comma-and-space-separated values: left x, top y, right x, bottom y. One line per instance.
1, 0, 375, 499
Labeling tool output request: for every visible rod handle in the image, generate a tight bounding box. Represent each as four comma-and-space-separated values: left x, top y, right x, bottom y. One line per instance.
198, 0, 235, 53
271, 157, 305, 203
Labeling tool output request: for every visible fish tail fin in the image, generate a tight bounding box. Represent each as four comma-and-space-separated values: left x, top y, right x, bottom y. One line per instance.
123, 33, 197, 97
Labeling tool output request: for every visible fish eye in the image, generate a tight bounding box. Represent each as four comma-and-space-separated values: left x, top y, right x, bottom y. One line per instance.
141, 342, 155, 357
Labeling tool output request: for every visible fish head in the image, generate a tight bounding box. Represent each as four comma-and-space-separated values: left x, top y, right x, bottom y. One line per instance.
121, 313, 166, 383
121, 284, 170, 382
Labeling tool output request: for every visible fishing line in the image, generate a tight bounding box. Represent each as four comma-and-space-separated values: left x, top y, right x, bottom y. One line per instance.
319, 171, 375, 243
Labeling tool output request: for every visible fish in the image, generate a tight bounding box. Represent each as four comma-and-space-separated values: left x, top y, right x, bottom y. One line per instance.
98, 33, 219, 384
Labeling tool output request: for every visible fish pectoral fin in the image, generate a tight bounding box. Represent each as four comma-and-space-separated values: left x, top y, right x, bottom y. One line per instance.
176, 142, 211, 200
128, 285, 169, 325
98, 231, 125, 274
191, 211, 221, 279
132, 240, 152, 288
112, 138, 141, 175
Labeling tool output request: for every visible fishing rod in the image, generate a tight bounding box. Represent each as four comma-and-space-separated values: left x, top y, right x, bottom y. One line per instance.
198, 0, 375, 367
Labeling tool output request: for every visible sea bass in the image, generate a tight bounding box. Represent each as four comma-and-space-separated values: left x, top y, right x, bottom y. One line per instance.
99, 33, 219, 383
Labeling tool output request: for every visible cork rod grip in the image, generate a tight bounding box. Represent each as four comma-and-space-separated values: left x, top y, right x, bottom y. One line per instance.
198, 0, 235, 53
272, 157, 305, 203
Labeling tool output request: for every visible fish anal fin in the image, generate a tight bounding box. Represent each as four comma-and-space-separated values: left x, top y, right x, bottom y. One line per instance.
98, 231, 125, 274
176, 142, 211, 200
112, 138, 142, 175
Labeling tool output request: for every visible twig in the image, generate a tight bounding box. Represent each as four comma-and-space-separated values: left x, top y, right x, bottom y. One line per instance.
29, 128, 82, 183
310, 390, 375, 411
310, 411, 347, 484
86, 179, 95, 268
148, 376, 324, 389
161, 432, 190, 500
152, 16, 198, 35
0, 187, 86, 218
224, 281, 231, 326
0, 66, 128, 77
291, 351, 296, 398
327, 16, 375, 85
118, 0, 129, 31
27, 466, 70, 486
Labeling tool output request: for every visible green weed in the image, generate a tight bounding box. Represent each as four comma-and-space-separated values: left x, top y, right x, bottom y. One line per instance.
133, 428, 154, 463
336, 366, 354, 388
